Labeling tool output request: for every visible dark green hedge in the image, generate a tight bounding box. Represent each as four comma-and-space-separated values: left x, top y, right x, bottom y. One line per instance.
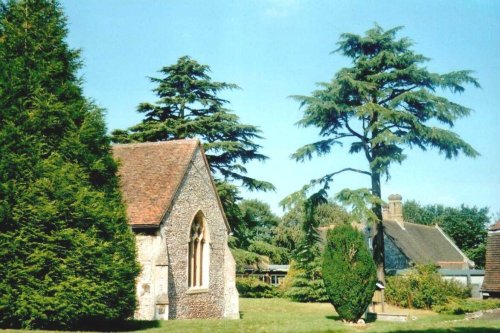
433, 298, 500, 314
322, 224, 376, 322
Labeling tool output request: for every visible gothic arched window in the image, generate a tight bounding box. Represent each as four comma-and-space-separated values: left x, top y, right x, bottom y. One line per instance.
188, 212, 209, 288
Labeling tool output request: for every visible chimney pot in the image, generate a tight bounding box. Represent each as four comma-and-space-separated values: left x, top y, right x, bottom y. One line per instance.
387, 194, 404, 227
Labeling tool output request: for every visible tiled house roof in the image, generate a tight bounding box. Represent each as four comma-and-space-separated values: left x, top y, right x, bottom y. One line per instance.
489, 220, 500, 231
482, 222, 500, 293
383, 220, 471, 269
112, 139, 226, 228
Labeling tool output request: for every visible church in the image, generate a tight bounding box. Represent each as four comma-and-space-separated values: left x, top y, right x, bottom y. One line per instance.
113, 139, 239, 320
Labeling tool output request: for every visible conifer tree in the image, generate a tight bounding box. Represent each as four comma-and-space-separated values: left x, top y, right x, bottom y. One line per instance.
0, 0, 139, 329
323, 224, 376, 322
111, 56, 275, 192
292, 25, 479, 283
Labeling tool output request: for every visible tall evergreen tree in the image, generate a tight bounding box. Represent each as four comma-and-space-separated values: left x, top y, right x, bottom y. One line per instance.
0, 0, 139, 329
111, 56, 274, 192
292, 25, 479, 283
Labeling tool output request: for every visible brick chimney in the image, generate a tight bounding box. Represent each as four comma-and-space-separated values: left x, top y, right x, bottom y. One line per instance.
383, 194, 404, 227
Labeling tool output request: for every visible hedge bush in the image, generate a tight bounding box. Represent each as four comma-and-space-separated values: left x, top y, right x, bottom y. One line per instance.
433, 298, 500, 314
236, 277, 281, 298
322, 224, 376, 322
385, 265, 470, 309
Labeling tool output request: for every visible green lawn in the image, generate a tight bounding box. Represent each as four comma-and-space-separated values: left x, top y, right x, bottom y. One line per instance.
152, 298, 499, 333
3, 298, 500, 332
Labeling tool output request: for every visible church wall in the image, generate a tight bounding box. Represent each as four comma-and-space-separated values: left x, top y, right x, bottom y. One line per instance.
161, 148, 238, 319
134, 232, 169, 320
223, 245, 240, 319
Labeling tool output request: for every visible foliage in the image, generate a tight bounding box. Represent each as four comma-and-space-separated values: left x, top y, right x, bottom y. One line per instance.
291, 24, 480, 282
282, 260, 328, 302
229, 198, 289, 269
385, 265, 470, 309
403, 201, 490, 268
292, 24, 479, 178
235, 277, 281, 298
237, 199, 280, 247
276, 197, 351, 253
273, 212, 303, 252
278, 193, 353, 302
230, 247, 268, 273
248, 241, 290, 265
465, 244, 487, 269
433, 298, 500, 315
0, 0, 139, 329
279, 193, 329, 302
335, 188, 384, 225
322, 224, 376, 322
110, 55, 274, 192
215, 181, 242, 235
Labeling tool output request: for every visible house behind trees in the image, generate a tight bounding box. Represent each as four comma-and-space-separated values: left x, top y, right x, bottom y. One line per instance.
382, 194, 474, 271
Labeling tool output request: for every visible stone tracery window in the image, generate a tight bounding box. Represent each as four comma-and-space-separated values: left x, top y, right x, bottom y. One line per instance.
188, 212, 209, 288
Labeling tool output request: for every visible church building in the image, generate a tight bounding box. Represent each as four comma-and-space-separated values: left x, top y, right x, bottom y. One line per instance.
113, 139, 239, 320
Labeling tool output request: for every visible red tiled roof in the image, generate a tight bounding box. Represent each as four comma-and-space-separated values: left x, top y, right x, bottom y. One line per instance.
112, 140, 199, 227
489, 221, 500, 231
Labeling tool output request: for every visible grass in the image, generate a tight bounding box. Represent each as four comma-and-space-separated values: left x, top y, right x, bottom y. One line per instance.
153, 298, 500, 333
2, 298, 499, 332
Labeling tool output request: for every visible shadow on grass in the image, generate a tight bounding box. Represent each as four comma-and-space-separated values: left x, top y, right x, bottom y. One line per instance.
71, 319, 161, 332
385, 328, 499, 333
325, 314, 377, 324
1, 320, 161, 332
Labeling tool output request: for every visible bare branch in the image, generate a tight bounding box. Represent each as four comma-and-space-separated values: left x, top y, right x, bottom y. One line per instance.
325, 167, 372, 178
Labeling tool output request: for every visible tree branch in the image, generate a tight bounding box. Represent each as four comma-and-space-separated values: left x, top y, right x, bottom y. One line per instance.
379, 85, 418, 105
325, 167, 372, 178
344, 119, 364, 141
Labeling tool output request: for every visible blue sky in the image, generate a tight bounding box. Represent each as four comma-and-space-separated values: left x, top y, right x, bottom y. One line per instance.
61, 0, 500, 218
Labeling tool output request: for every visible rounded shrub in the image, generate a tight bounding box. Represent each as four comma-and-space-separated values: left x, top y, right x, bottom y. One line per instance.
385, 264, 470, 309
236, 277, 280, 298
322, 224, 376, 322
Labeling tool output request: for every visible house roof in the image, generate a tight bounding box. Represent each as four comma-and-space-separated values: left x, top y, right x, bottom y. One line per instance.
113, 139, 228, 230
482, 233, 500, 292
383, 220, 469, 269
113, 140, 198, 227
489, 221, 500, 232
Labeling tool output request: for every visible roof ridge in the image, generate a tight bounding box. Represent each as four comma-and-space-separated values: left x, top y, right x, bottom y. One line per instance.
401, 221, 438, 229
113, 139, 199, 148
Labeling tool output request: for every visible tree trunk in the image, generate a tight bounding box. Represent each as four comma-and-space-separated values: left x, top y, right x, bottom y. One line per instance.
371, 172, 385, 284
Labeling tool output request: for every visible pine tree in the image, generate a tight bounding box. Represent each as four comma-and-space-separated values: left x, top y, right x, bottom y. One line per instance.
111, 56, 274, 192
0, 0, 139, 329
292, 25, 479, 283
